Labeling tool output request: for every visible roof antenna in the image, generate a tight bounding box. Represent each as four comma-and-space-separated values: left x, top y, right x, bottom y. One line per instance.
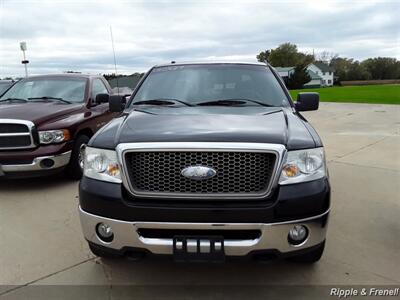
110, 26, 119, 95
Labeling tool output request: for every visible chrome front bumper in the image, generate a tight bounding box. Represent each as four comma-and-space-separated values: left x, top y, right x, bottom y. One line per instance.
1, 151, 71, 173
79, 206, 329, 256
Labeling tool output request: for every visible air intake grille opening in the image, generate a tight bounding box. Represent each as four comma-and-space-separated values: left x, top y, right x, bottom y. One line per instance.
125, 151, 276, 196
0, 124, 29, 133
0, 121, 34, 150
0, 136, 31, 148
137, 229, 262, 240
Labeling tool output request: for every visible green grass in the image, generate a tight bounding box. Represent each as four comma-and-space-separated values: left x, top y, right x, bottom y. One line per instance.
289, 84, 400, 105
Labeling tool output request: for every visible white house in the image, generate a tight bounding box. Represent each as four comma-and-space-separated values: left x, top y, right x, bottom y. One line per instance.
307, 62, 334, 87
274, 61, 334, 88
303, 70, 324, 88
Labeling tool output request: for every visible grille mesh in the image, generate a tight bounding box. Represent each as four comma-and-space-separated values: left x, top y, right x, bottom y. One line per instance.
125, 151, 276, 195
0, 124, 29, 133
0, 122, 33, 149
0, 136, 31, 148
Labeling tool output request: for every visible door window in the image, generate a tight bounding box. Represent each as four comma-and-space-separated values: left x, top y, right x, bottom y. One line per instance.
92, 79, 108, 101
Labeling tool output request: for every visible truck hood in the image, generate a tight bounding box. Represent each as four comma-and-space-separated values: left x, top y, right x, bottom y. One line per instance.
0, 102, 83, 126
91, 106, 318, 150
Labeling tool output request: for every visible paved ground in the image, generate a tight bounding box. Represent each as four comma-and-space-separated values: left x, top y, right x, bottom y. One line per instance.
0, 103, 399, 298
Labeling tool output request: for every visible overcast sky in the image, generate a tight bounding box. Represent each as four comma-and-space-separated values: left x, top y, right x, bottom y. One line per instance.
0, 0, 398, 77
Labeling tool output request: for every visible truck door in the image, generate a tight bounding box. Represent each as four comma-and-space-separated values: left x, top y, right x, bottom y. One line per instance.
90, 78, 117, 131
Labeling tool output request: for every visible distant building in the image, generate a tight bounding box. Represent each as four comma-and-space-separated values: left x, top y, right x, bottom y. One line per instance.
307, 62, 334, 87
275, 67, 295, 80
275, 61, 334, 88
303, 70, 324, 88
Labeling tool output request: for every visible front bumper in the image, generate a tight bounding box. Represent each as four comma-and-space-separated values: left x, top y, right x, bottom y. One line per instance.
0, 151, 71, 178
79, 206, 329, 256
79, 177, 330, 223
0, 141, 74, 177
1, 151, 71, 172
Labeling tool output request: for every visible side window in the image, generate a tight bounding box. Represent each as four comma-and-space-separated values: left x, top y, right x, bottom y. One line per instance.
91, 79, 108, 101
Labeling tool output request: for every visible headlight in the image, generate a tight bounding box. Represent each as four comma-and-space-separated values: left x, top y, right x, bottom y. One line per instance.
83, 146, 121, 183
279, 147, 326, 185
39, 129, 71, 144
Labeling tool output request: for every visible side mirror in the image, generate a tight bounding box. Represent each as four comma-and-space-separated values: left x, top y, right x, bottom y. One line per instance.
295, 92, 319, 111
109, 95, 124, 112
95, 93, 109, 104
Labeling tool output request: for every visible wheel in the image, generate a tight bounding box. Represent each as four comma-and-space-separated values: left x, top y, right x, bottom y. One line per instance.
88, 242, 122, 259
65, 135, 90, 180
287, 241, 325, 263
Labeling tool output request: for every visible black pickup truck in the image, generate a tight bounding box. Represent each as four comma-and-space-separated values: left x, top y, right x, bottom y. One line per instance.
79, 62, 330, 263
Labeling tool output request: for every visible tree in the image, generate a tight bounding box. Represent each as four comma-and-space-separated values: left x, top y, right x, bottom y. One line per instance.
329, 57, 351, 81
361, 57, 400, 79
329, 57, 371, 82
269, 43, 300, 67
347, 61, 371, 81
132, 72, 145, 78
318, 51, 338, 65
257, 42, 314, 67
256, 50, 270, 63
259, 43, 400, 82
286, 63, 311, 89
329, 56, 400, 82
103, 73, 119, 80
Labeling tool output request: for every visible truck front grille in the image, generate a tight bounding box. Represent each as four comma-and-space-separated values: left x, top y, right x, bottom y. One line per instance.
0, 120, 36, 150
124, 150, 277, 198
0, 124, 30, 133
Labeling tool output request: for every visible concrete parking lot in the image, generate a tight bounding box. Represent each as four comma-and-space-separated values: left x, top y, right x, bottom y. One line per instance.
0, 103, 399, 298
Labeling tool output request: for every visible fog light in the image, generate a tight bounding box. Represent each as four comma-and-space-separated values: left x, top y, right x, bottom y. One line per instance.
288, 225, 308, 245
96, 223, 114, 242
40, 158, 55, 169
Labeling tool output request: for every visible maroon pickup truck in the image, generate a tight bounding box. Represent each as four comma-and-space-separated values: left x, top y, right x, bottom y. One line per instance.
0, 74, 117, 179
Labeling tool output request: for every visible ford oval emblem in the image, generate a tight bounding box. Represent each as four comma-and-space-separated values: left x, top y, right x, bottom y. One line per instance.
181, 166, 217, 181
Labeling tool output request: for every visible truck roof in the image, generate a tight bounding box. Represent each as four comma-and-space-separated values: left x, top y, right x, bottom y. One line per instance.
24, 73, 101, 80
154, 61, 268, 68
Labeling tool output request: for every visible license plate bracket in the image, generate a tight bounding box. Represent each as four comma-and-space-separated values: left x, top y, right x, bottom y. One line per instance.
173, 235, 225, 263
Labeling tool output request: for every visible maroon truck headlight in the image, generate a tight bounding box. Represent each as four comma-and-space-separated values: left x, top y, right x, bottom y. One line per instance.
38, 129, 71, 144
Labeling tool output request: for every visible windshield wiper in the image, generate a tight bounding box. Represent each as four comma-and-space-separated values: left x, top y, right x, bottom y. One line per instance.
28, 96, 72, 104
196, 99, 276, 107
0, 97, 28, 103
131, 98, 193, 107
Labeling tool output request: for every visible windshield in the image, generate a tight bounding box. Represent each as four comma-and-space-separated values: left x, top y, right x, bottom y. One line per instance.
0, 82, 13, 95
131, 64, 289, 107
0, 77, 87, 103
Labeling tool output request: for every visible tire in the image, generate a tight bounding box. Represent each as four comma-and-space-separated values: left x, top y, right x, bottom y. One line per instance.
88, 243, 122, 259
287, 241, 325, 263
65, 135, 90, 180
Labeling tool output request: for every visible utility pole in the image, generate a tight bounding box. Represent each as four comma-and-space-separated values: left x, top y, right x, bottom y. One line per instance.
20, 42, 29, 77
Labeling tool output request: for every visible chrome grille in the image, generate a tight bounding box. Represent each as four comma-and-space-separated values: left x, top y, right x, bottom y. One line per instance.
119, 142, 285, 199
0, 119, 36, 150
